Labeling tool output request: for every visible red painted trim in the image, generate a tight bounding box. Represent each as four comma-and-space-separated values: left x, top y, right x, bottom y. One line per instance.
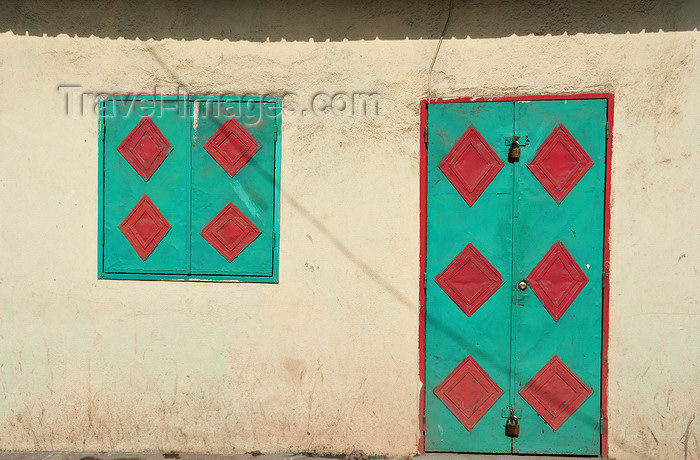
527, 124, 594, 203
519, 355, 593, 430
526, 241, 589, 322
434, 356, 504, 431
200, 202, 262, 262
435, 243, 504, 317
424, 93, 614, 104
601, 93, 614, 459
438, 125, 504, 206
203, 117, 261, 177
419, 94, 613, 456
418, 99, 428, 453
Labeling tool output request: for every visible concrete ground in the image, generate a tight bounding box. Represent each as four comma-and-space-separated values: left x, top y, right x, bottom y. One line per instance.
0, 453, 605, 460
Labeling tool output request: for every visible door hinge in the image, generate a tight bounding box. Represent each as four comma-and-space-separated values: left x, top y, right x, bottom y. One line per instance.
423, 125, 429, 146
600, 417, 605, 435
605, 121, 610, 139
272, 231, 277, 248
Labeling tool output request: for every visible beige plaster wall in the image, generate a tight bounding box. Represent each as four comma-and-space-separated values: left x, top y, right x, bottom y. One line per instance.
0, 2, 698, 459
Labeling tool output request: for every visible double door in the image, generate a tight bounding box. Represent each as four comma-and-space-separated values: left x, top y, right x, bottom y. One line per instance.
423, 97, 608, 455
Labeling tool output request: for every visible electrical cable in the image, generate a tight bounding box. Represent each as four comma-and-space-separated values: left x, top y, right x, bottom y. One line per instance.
427, 0, 453, 99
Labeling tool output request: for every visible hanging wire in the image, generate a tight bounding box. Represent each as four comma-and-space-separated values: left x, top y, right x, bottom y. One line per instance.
427, 0, 454, 99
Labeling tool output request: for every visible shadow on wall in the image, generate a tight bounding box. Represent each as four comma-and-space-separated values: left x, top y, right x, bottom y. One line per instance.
1, 0, 699, 41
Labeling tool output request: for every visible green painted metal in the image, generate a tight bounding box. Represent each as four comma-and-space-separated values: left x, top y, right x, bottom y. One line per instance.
425, 99, 606, 454
102, 99, 190, 275
99, 96, 280, 282
190, 99, 277, 277
512, 99, 606, 455
425, 102, 514, 453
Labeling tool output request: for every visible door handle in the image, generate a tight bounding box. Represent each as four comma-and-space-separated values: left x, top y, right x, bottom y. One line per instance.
518, 280, 528, 291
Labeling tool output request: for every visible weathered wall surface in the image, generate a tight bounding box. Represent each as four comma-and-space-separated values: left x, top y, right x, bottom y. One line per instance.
0, 1, 698, 459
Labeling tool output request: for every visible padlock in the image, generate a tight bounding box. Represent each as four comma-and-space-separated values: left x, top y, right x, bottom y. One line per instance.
508, 140, 521, 162
505, 414, 520, 438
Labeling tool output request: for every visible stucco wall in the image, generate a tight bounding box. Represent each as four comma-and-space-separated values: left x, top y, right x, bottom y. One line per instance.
0, 1, 698, 459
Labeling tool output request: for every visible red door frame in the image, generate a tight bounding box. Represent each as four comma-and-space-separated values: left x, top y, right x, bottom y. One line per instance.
419, 94, 613, 456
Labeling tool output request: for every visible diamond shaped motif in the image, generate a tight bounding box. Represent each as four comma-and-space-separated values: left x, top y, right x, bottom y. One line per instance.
434, 356, 503, 431
204, 118, 260, 177
436, 243, 503, 316
520, 355, 592, 430
527, 241, 588, 321
439, 125, 504, 206
528, 124, 593, 203
117, 116, 173, 181
119, 195, 171, 260
201, 203, 261, 262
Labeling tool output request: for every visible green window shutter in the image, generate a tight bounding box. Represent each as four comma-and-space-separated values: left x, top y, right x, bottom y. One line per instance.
99, 96, 280, 282
101, 99, 190, 275
190, 99, 278, 278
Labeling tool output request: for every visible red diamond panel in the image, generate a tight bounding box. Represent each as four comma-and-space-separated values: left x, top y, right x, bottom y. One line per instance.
520, 355, 592, 430
204, 118, 260, 177
434, 356, 503, 431
117, 116, 172, 181
439, 126, 504, 206
201, 203, 261, 262
119, 195, 171, 260
436, 243, 502, 316
528, 124, 593, 203
527, 241, 588, 321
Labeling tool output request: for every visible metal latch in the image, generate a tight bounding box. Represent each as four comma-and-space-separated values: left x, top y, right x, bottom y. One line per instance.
505, 135, 529, 146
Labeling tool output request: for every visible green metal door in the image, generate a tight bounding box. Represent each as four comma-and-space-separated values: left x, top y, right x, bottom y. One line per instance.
424, 97, 608, 455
